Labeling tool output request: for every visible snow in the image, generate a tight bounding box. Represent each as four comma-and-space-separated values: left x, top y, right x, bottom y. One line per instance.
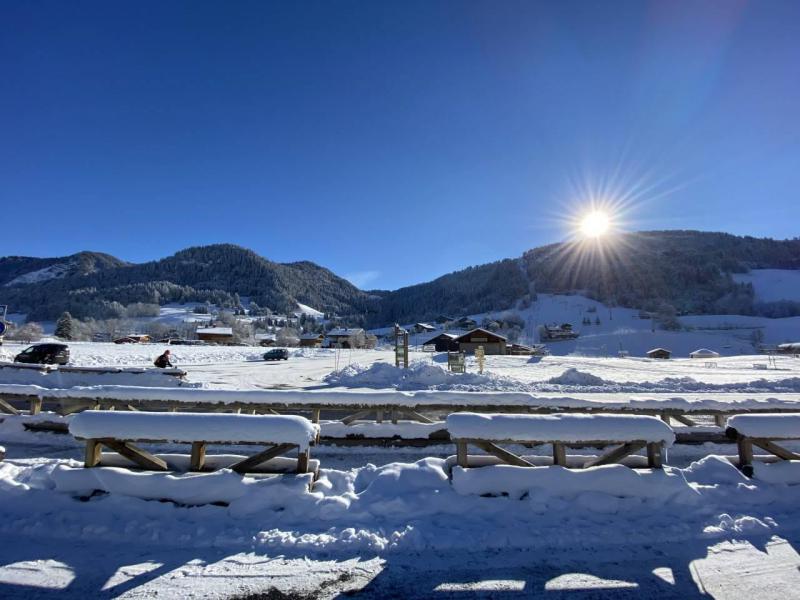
0, 362, 190, 388
733, 269, 800, 302
726, 414, 800, 439
446, 413, 675, 445
295, 302, 324, 318
691, 348, 721, 359
4, 262, 74, 286
195, 327, 232, 335
69, 411, 319, 448
451, 464, 696, 501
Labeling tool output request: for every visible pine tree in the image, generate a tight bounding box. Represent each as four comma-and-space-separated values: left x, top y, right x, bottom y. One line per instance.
54, 312, 75, 340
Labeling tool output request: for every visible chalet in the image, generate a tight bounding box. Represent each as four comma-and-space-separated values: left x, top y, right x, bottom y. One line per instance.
455, 328, 507, 355
325, 328, 366, 349
299, 333, 325, 348
255, 333, 277, 347
434, 315, 455, 324
196, 327, 234, 345
454, 317, 478, 330
421, 332, 459, 352
412, 323, 436, 334
646, 348, 672, 360
777, 343, 800, 355
690, 348, 720, 359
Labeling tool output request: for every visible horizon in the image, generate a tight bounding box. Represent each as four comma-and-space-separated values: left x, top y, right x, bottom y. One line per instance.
2, 227, 797, 293
3, 1, 800, 289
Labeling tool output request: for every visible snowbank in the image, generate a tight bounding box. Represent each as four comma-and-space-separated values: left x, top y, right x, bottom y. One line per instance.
451, 464, 698, 503
3, 382, 800, 412
726, 414, 800, 438
0, 362, 191, 388
446, 413, 675, 445
53, 465, 314, 505
69, 411, 319, 448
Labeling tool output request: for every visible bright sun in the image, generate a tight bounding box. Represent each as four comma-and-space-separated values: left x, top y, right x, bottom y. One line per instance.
580, 210, 610, 237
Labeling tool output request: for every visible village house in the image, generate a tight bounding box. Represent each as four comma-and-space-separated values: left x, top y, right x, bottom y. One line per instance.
196, 327, 235, 345
255, 333, 277, 347
646, 347, 672, 359
421, 332, 460, 352
299, 332, 325, 348
455, 328, 508, 355
325, 328, 366, 349
412, 323, 436, 334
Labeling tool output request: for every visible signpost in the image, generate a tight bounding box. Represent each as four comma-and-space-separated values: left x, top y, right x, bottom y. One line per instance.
475, 345, 485, 374
394, 324, 409, 369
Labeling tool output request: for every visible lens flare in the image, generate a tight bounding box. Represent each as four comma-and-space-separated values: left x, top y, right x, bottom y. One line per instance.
580, 211, 610, 238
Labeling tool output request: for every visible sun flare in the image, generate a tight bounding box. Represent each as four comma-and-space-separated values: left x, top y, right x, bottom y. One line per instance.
579, 210, 610, 238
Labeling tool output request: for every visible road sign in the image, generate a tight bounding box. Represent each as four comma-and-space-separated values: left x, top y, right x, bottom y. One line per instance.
422, 344, 436, 352
0, 321, 6, 336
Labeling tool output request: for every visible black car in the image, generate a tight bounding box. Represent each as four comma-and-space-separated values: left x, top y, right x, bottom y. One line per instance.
14, 343, 70, 365
263, 348, 289, 361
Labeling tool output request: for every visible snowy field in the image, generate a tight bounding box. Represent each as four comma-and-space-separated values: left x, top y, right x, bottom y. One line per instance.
3, 303, 800, 597
6, 341, 800, 395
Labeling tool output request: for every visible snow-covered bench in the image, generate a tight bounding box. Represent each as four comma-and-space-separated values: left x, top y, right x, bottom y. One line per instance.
726, 414, 800, 477
69, 411, 320, 475
446, 413, 675, 470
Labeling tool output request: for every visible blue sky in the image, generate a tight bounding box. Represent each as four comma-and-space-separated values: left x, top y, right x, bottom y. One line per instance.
1, 1, 799, 290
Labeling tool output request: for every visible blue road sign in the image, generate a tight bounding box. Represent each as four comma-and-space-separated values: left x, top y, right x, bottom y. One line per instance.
0, 322, 6, 336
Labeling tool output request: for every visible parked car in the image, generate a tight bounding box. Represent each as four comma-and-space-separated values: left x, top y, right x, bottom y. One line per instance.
263, 348, 289, 361
14, 343, 70, 365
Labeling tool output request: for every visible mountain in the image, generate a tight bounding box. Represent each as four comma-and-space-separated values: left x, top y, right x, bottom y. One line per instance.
3, 232, 800, 326
366, 231, 800, 326
1, 244, 375, 322
0, 252, 127, 287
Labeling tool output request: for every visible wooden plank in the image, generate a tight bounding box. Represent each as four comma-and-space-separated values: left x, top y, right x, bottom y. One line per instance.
390, 409, 398, 425
190, 441, 206, 471
230, 443, 296, 474
85, 439, 102, 467
29, 397, 42, 416
737, 438, 754, 476
714, 414, 726, 428
646, 442, 663, 468
376, 410, 384, 424
297, 450, 310, 474
672, 414, 697, 427
752, 439, 800, 461
660, 414, 671, 425
552, 442, 567, 466
473, 440, 535, 468
456, 441, 469, 467
101, 439, 168, 471
0, 397, 20, 416
341, 409, 374, 425
311, 408, 321, 424
403, 410, 436, 424
583, 442, 646, 468
126, 404, 140, 412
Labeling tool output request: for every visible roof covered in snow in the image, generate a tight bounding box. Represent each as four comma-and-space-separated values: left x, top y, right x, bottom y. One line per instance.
196, 327, 233, 335
327, 328, 365, 337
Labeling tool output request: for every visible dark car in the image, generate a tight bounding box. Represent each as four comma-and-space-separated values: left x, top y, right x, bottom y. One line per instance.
263, 348, 289, 361
14, 343, 70, 365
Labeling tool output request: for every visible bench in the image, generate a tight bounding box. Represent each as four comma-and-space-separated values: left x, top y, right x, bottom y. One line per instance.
726, 414, 800, 477
446, 413, 675, 470
68, 411, 320, 476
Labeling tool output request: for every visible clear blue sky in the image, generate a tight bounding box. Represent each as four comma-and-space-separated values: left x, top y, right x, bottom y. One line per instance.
2, 1, 799, 290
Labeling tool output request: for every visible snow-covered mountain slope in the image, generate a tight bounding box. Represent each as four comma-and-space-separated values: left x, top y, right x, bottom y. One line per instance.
5, 262, 75, 286
733, 269, 800, 302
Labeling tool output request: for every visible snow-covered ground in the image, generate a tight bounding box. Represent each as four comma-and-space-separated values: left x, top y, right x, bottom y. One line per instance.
2, 424, 800, 599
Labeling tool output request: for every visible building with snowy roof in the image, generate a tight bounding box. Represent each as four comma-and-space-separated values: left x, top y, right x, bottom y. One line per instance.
196, 327, 234, 344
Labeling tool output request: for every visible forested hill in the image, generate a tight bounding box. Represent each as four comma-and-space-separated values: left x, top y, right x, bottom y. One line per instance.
3, 232, 800, 325
1, 244, 375, 322
366, 231, 800, 326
